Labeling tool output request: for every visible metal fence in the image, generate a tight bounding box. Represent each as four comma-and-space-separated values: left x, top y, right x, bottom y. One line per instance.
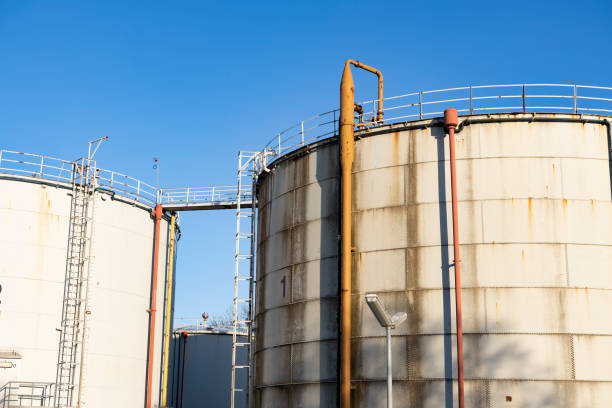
2, 84, 611, 208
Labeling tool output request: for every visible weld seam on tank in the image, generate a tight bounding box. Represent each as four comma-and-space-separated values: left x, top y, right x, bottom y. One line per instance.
455, 116, 612, 200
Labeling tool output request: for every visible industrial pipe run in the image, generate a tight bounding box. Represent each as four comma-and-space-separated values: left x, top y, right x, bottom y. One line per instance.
444, 109, 465, 408
146, 204, 163, 408
161, 212, 176, 406
179, 331, 188, 408
339, 59, 383, 408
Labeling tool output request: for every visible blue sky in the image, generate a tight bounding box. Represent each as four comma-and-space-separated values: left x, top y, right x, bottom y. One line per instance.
1, 0, 611, 320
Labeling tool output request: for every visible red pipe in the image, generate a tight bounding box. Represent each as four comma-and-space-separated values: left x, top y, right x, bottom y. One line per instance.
445, 108, 464, 408
180, 331, 188, 408
146, 204, 163, 408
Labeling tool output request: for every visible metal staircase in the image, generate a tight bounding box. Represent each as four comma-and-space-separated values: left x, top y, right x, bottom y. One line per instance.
230, 152, 258, 408
54, 157, 97, 408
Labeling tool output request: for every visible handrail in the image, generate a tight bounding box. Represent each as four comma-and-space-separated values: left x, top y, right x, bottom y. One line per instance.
259, 83, 612, 165
174, 317, 248, 334
2, 84, 611, 208
0, 381, 55, 407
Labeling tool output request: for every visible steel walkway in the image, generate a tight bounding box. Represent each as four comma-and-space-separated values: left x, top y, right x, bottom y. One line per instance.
158, 185, 253, 211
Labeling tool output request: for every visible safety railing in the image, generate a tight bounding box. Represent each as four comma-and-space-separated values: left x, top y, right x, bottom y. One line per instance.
158, 185, 251, 208
96, 168, 157, 206
0, 381, 55, 407
2, 84, 611, 208
0, 150, 158, 207
260, 83, 612, 163
0, 150, 74, 183
174, 317, 247, 334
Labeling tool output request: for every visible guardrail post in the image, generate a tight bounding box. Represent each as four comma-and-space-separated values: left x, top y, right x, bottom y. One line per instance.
522, 84, 526, 113
333, 110, 337, 135
301, 121, 304, 145
419, 92, 423, 119
574, 85, 578, 113
186, 187, 190, 204
137, 180, 140, 199
469, 86, 473, 115
39, 156, 44, 176
212, 186, 216, 201
278, 133, 281, 156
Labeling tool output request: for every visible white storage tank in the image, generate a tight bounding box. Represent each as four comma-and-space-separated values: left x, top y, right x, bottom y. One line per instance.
0, 153, 175, 408
254, 113, 612, 407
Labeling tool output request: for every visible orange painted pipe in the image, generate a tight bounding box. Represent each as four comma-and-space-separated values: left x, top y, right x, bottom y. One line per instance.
445, 108, 464, 408
339, 59, 384, 408
146, 204, 163, 408
347, 60, 384, 122
339, 60, 355, 408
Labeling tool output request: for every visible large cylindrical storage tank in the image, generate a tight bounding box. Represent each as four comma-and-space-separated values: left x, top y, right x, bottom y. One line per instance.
0, 172, 173, 407
254, 113, 612, 407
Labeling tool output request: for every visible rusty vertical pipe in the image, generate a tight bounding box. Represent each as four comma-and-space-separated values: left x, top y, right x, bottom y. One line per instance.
339, 59, 384, 408
339, 60, 355, 408
444, 108, 464, 408
146, 204, 163, 408
161, 212, 176, 406
349, 60, 384, 121
179, 331, 188, 408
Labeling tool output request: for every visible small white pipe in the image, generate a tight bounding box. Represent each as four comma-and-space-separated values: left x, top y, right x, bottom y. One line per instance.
386, 326, 392, 408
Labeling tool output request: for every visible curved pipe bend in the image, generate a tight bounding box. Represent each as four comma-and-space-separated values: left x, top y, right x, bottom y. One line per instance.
346, 59, 384, 122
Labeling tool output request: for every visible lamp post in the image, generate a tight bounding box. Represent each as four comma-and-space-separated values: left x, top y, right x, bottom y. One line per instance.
365, 294, 407, 408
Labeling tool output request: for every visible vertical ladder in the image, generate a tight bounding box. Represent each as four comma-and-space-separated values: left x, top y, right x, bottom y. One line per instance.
230, 152, 258, 408
54, 158, 95, 408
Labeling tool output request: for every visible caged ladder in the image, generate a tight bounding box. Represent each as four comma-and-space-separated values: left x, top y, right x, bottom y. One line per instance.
230, 151, 258, 408
54, 158, 97, 408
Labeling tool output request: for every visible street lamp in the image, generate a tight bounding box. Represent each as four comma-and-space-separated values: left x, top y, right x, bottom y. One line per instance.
365, 294, 407, 408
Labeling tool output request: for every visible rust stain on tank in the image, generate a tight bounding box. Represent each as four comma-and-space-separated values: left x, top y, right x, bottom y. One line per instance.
393, 131, 400, 165
552, 163, 556, 175
526, 197, 533, 237
495, 302, 499, 325
527, 197, 533, 217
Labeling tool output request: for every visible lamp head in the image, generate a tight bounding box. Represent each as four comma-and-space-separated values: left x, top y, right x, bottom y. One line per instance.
365, 294, 393, 327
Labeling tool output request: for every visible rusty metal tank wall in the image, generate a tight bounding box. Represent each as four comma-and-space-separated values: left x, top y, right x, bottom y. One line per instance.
0, 176, 171, 407
254, 113, 612, 407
